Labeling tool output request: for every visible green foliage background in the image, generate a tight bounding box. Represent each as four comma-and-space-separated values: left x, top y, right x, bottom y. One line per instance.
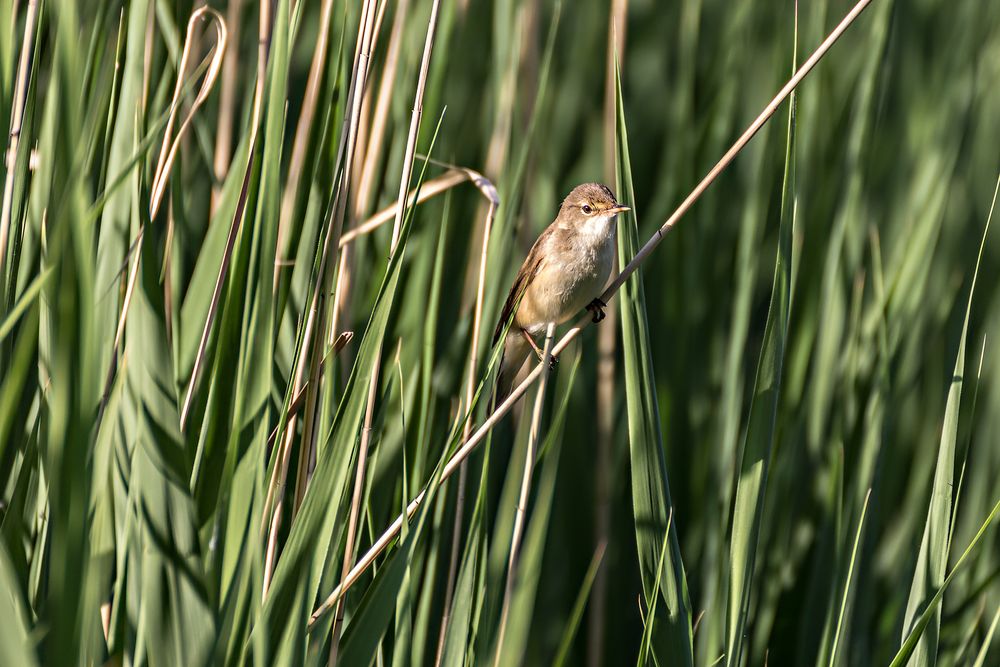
1, 0, 999, 665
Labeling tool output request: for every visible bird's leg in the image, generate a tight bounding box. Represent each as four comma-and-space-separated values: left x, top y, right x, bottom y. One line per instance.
521, 328, 558, 369
586, 298, 607, 323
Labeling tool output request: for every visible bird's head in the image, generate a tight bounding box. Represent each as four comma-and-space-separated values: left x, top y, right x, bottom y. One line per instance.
556, 183, 630, 236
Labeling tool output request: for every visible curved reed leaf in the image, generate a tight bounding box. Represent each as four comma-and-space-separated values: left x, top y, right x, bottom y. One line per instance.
725, 28, 797, 667
614, 57, 694, 666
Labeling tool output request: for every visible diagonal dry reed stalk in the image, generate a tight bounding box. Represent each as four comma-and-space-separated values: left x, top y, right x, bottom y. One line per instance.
493, 322, 556, 666
339, 170, 466, 246
308, 0, 876, 626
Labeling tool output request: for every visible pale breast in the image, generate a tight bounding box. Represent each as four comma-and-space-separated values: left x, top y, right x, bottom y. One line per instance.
517, 219, 616, 333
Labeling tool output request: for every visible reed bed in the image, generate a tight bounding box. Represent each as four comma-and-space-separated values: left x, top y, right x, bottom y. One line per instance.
1, 0, 999, 665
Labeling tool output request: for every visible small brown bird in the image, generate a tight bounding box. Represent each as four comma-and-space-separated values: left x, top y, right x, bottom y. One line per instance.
492, 183, 629, 397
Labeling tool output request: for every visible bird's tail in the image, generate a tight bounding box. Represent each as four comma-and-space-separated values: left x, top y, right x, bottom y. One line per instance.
492, 332, 531, 408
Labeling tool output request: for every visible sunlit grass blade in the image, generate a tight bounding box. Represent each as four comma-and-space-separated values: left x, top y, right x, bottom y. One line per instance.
725, 23, 798, 667
614, 56, 694, 666
829, 489, 872, 666
891, 498, 1000, 667
0, 542, 36, 667
900, 173, 997, 665
637, 510, 675, 667
338, 452, 445, 666
552, 543, 606, 667
972, 606, 1000, 667
439, 442, 490, 667
0, 266, 48, 343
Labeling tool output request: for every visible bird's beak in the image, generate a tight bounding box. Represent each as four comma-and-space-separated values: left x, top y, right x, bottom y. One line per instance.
608, 205, 630, 215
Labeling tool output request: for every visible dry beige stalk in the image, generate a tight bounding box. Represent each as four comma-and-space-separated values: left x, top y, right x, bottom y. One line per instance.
0, 0, 39, 285
264, 0, 384, 599
149, 7, 228, 219
330, 0, 444, 662
212, 0, 242, 213
339, 170, 466, 246
273, 0, 336, 289
99, 7, 227, 427
328, 0, 409, 357
494, 322, 556, 667
180, 1, 266, 431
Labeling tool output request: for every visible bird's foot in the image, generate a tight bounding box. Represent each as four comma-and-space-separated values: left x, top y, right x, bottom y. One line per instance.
586, 298, 607, 323
521, 328, 558, 369
531, 347, 558, 369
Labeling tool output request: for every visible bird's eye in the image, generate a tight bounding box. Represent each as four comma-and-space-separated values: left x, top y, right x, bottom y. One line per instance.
581, 204, 593, 214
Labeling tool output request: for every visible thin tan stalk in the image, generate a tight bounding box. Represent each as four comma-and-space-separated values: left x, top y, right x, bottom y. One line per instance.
266, 331, 352, 449
434, 182, 499, 665
295, 0, 384, 498
260, 294, 321, 536
286, 0, 356, 516
0, 0, 39, 286
591, 4, 627, 664
297, 0, 386, 450
149, 7, 228, 219
387, 0, 442, 245
308, 0, 876, 624
327, 250, 353, 354
328, 0, 410, 354
494, 323, 555, 667
329, 0, 443, 660
263, 0, 382, 597
462, 1, 522, 298
272, 0, 383, 527
273, 0, 335, 289
349, 0, 390, 209
176, 0, 260, 431
212, 0, 242, 213
98, 7, 227, 426
354, 0, 411, 220
340, 170, 466, 246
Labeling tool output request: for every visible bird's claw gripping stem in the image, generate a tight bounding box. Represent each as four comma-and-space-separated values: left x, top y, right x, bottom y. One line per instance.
522, 328, 559, 369
586, 298, 607, 323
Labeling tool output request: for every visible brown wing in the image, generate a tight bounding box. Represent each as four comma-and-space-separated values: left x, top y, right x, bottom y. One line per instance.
492, 228, 551, 346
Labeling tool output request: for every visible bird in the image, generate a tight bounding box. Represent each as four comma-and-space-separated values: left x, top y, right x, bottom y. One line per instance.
492, 182, 629, 400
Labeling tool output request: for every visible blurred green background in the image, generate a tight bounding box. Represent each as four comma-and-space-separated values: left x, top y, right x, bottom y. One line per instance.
1, 0, 999, 665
